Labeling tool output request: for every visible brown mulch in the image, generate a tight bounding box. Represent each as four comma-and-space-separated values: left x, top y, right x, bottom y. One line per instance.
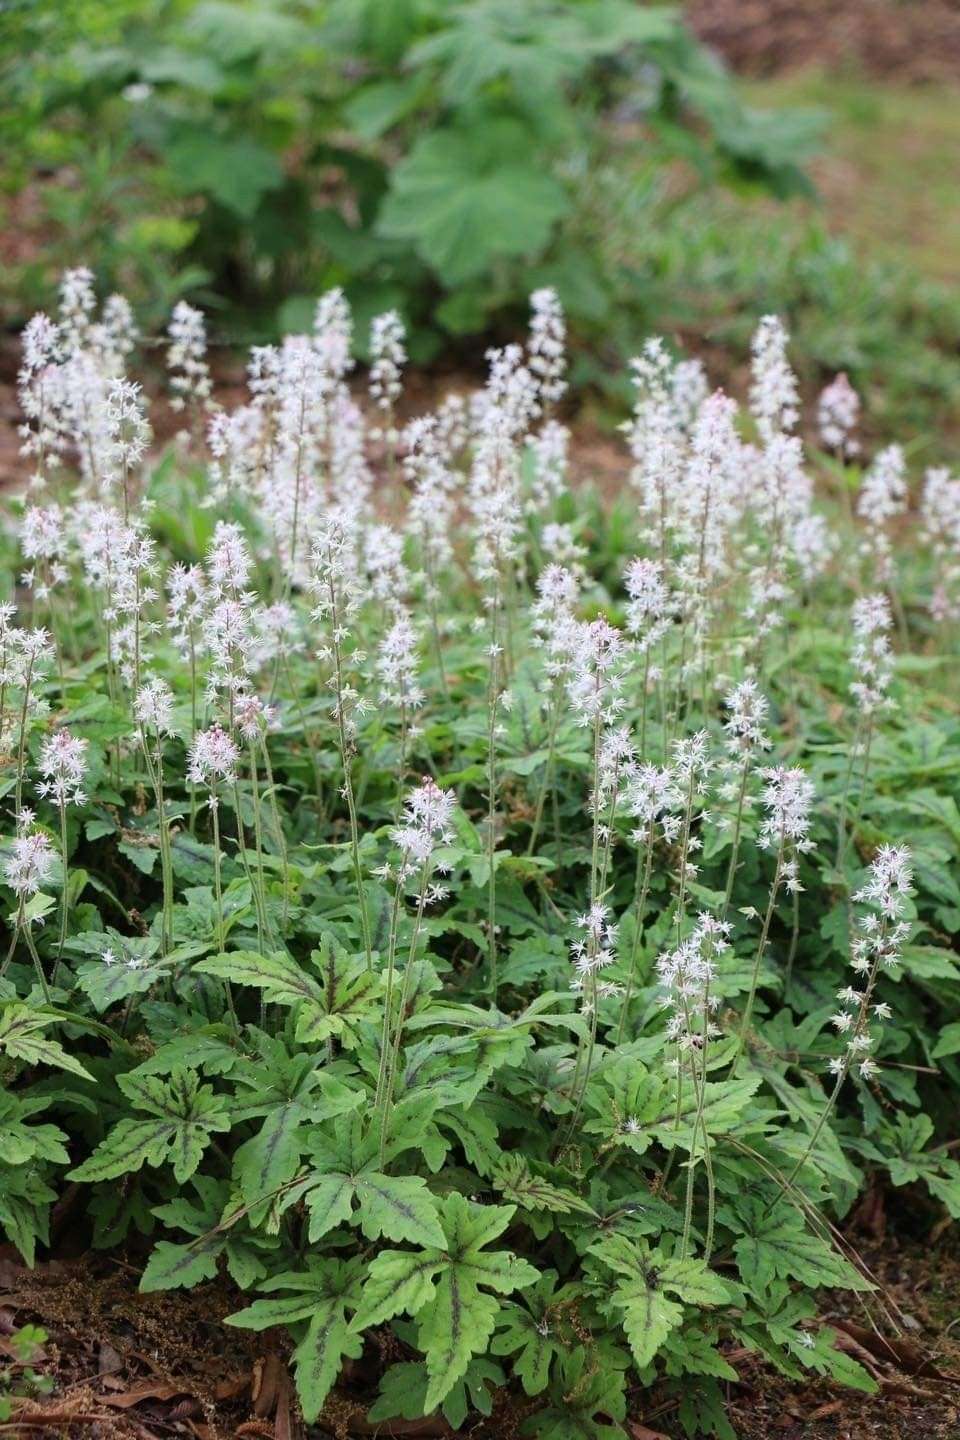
687, 0, 960, 82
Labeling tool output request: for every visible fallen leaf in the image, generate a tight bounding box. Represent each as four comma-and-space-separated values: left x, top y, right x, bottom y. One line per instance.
629, 1424, 671, 1440
807, 1400, 844, 1420
832, 1319, 955, 1381
102, 1379, 195, 1409
252, 1353, 285, 1418
832, 1328, 885, 1380
335, 1416, 454, 1437
880, 1378, 937, 1399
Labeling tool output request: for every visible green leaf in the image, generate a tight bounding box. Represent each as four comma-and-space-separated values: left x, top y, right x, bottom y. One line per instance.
367, 1362, 431, 1423
589, 1235, 735, 1370
305, 1174, 355, 1240
884, 1111, 936, 1186
293, 1305, 363, 1422
378, 121, 568, 285
355, 1174, 445, 1247
227, 1259, 364, 1421
234, 1105, 305, 1208
926, 1168, 960, 1219
0, 1005, 93, 1081
350, 1249, 441, 1331
420, 1269, 500, 1415
117, 839, 159, 876
493, 1155, 598, 1217
68, 1117, 179, 1181
76, 955, 166, 1013
342, 75, 426, 140
195, 950, 324, 1007
493, 1271, 578, 1396
796, 1326, 879, 1394
351, 1193, 539, 1410
69, 1070, 229, 1184
140, 1237, 223, 1292
933, 1022, 960, 1059
225, 1294, 320, 1329
165, 132, 284, 218
729, 1201, 873, 1295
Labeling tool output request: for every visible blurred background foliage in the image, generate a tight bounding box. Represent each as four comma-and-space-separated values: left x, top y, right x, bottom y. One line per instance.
2, 0, 959, 445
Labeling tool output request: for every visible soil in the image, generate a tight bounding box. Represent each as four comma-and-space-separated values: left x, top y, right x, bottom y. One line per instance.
2, 1206, 959, 1440
687, 0, 960, 82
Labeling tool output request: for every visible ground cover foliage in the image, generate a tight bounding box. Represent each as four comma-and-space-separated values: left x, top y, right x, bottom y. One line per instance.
2, 275, 960, 1437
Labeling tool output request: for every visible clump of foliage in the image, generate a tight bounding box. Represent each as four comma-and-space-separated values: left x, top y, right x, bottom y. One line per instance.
1, 0, 819, 347
2, 275, 960, 1437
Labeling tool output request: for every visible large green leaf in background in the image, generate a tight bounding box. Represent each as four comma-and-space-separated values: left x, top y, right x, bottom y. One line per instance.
165, 132, 285, 219
378, 120, 569, 284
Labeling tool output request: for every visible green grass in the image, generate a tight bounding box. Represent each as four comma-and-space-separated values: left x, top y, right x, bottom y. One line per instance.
742, 72, 960, 287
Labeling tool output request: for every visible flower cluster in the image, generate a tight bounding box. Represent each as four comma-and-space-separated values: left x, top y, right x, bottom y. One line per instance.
657, 913, 732, 1053
830, 845, 912, 1079
723, 678, 770, 758
750, 314, 799, 442
387, 778, 455, 897
624, 558, 672, 662
369, 311, 406, 418
36, 730, 89, 807
921, 466, 960, 622
570, 902, 621, 1004
566, 618, 626, 729
818, 373, 860, 457
528, 287, 567, 406
187, 724, 240, 790
167, 301, 213, 414
4, 824, 56, 898
849, 593, 895, 716
135, 677, 175, 736
624, 763, 680, 845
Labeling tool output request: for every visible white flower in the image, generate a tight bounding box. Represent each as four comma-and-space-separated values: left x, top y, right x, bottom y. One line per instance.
818, 373, 860, 457
566, 618, 626, 729
135, 677, 175, 735
527, 288, 567, 405
187, 725, 240, 787
166, 301, 212, 412
750, 314, 799, 442
4, 828, 56, 896
390, 777, 456, 883
314, 288, 354, 379
724, 679, 770, 756
758, 766, 815, 853
369, 310, 406, 415
829, 846, 912, 1086
37, 730, 89, 807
